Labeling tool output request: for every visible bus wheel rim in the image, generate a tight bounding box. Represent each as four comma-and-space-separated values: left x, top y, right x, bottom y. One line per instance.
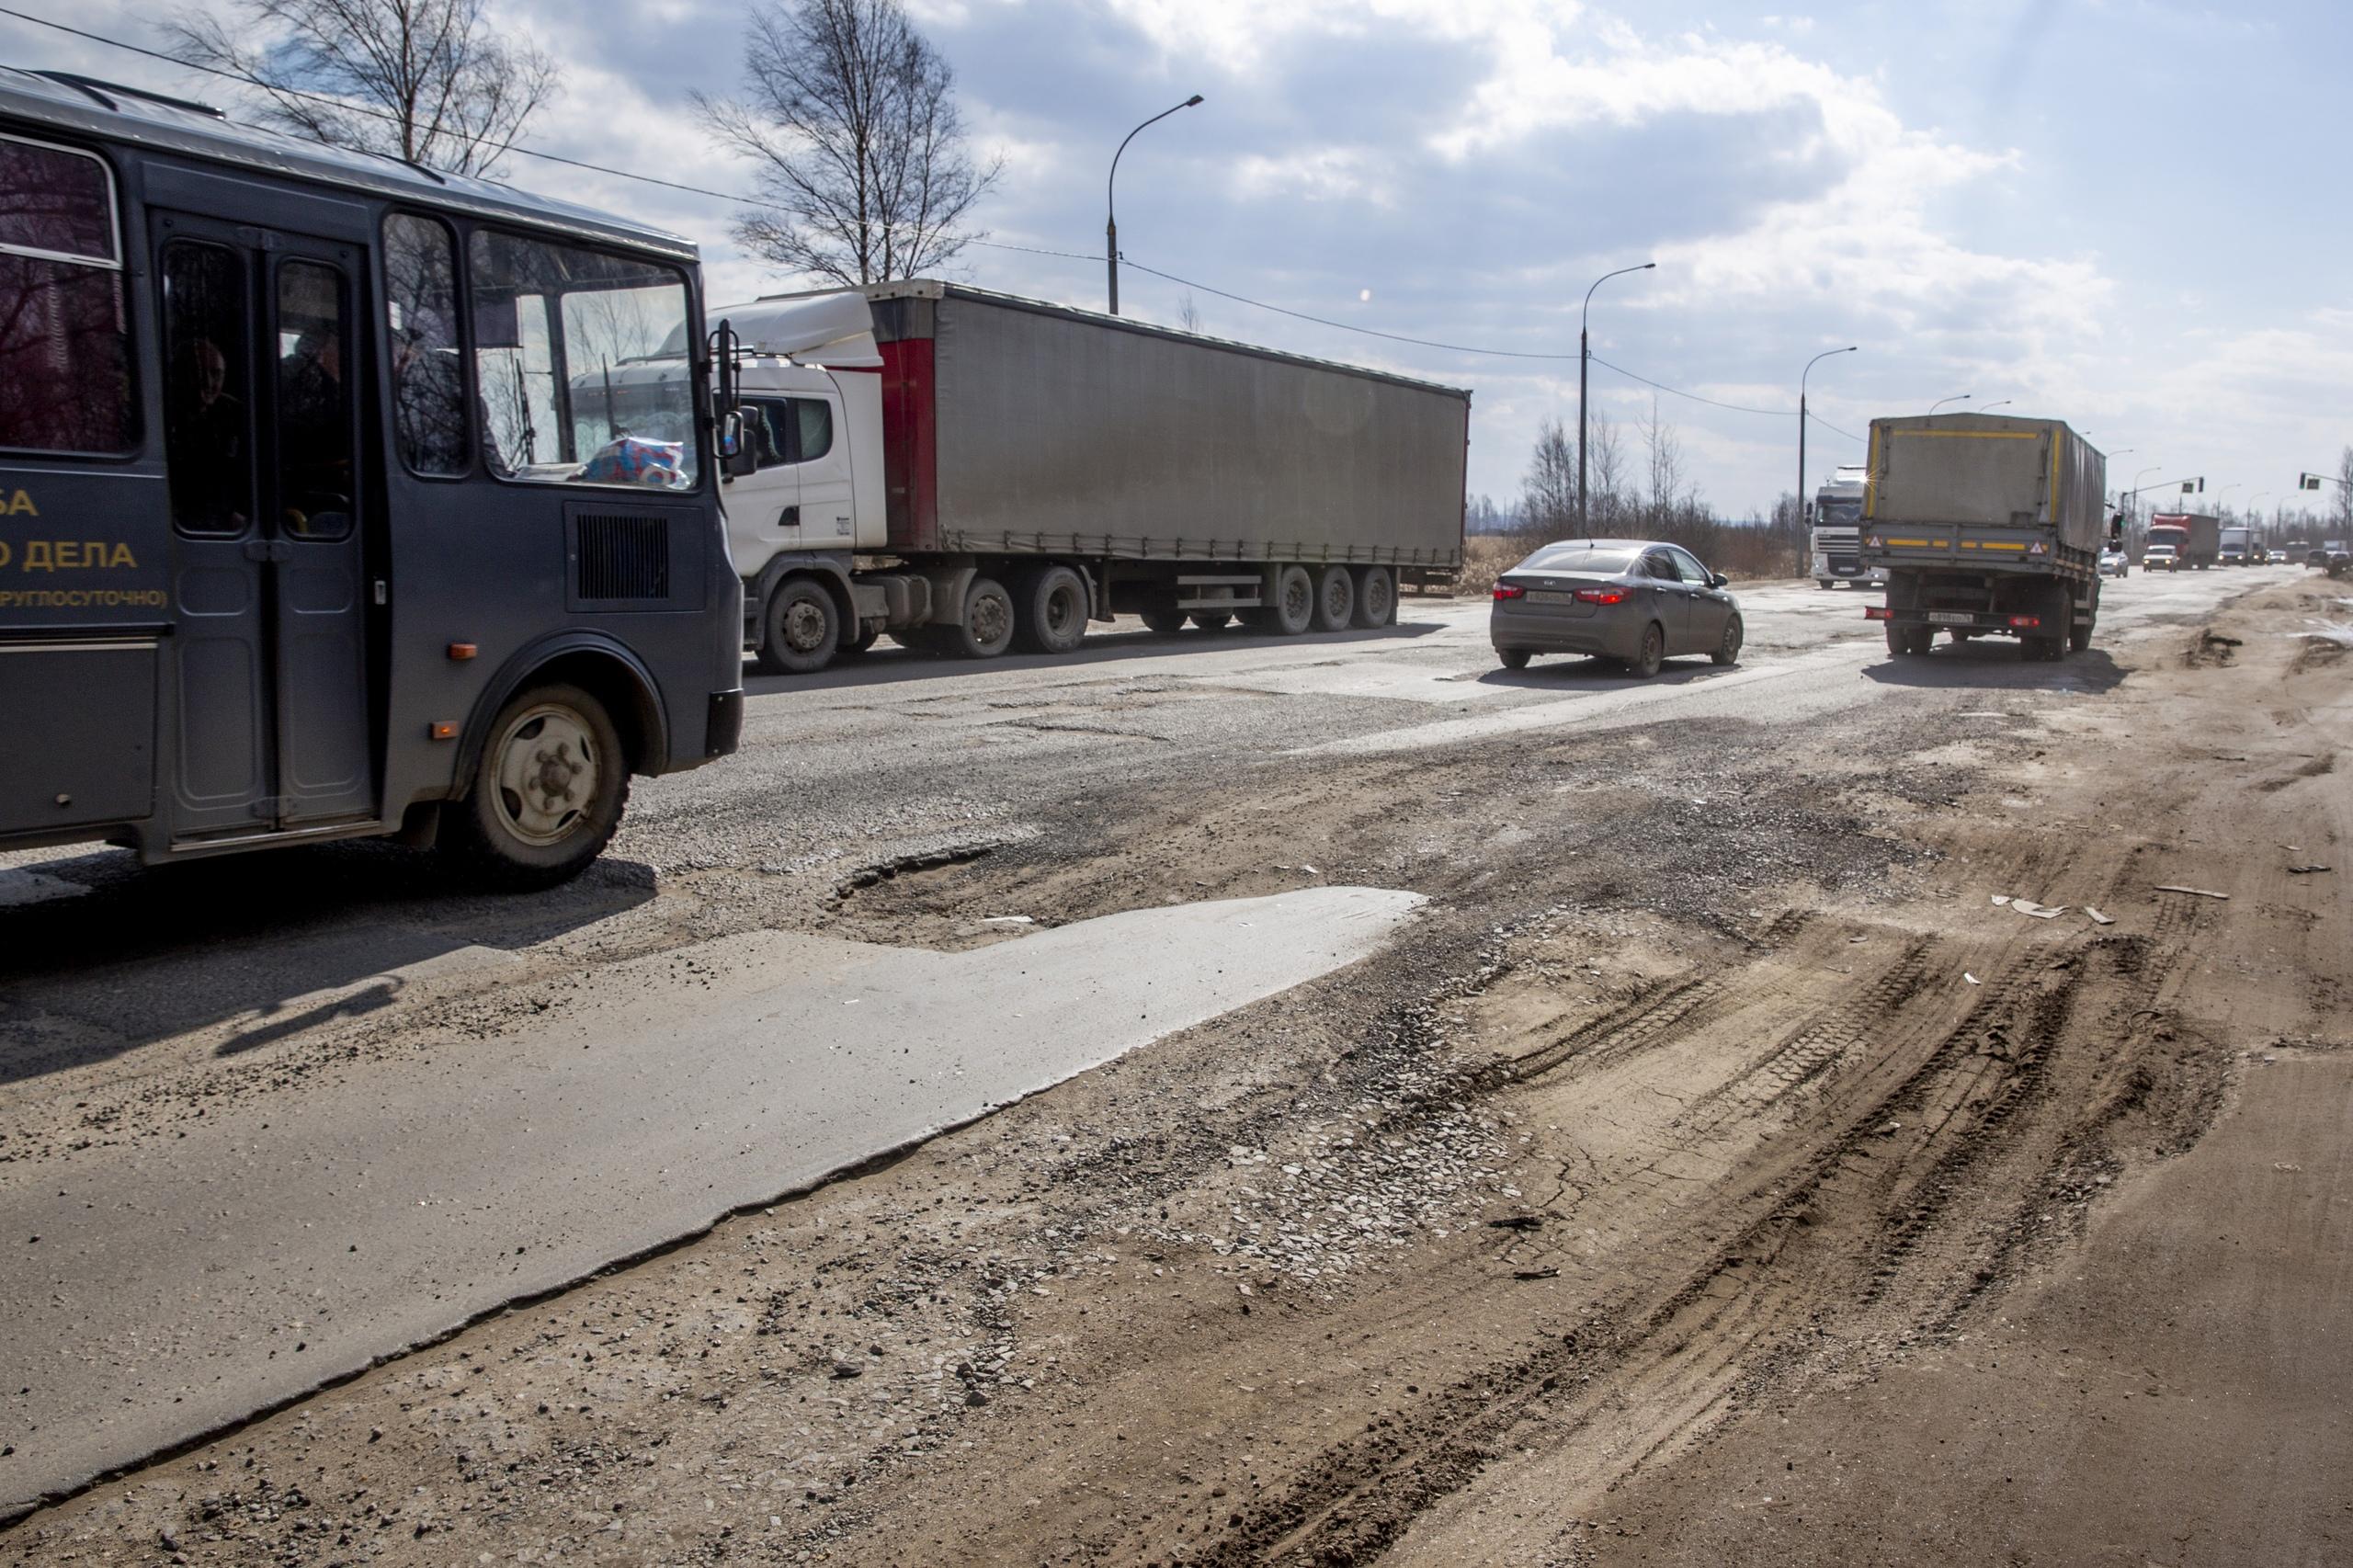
493, 706, 597, 847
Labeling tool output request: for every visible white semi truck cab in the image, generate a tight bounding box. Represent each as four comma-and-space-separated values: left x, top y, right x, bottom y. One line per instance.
1812, 464, 1880, 587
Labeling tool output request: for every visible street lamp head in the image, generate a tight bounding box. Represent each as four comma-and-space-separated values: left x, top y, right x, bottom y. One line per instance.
1184, 94, 1204, 107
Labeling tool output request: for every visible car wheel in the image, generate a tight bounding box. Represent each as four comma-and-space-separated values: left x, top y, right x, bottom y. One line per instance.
755, 578, 839, 675
1013, 564, 1089, 655
1711, 613, 1743, 666
445, 683, 629, 891
953, 577, 1016, 659
1629, 620, 1665, 678
1497, 648, 1531, 670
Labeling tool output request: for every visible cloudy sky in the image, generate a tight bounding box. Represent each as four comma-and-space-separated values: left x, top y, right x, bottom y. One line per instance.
9, 0, 2348, 518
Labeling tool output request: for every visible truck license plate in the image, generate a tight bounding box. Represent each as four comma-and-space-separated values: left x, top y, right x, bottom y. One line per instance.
1928, 611, 1974, 625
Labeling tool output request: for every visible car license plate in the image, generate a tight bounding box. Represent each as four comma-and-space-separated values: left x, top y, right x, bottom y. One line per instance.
1928, 611, 1974, 625
1526, 590, 1577, 605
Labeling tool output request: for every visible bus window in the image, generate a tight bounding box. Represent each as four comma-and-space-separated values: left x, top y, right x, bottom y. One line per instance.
159, 241, 255, 535
0, 134, 134, 454
467, 229, 697, 490
275, 261, 355, 539
382, 213, 469, 477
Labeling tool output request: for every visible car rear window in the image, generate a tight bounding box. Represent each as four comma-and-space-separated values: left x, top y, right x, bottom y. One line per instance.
1523, 546, 1639, 574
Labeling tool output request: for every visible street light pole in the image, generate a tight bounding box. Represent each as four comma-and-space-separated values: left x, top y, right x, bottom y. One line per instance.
1978, 400, 2012, 415
1106, 95, 1203, 317
1928, 394, 1972, 415
1798, 345, 1859, 575
1577, 261, 1655, 536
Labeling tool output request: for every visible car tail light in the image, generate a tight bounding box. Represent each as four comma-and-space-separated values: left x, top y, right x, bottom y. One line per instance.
2006, 614, 2040, 628
1574, 587, 1628, 605
1493, 583, 1525, 600
1864, 605, 1893, 620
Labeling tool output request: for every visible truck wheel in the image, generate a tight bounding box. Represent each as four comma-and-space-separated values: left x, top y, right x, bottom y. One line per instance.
755, 578, 839, 675
1189, 610, 1234, 631
1140, 606, 1188, 634
1818, 579, 1835, 590
1497, 648, 1530, 670
2068, 621, 2092, 653
1628, 621, 1665, 678
1351, 566, 1395, 629
839, 620, 881, 656
1270, 564, 1315, 635
954, 577, 1016, 658
1313, 566, 1355, 632
1013, 565, 1089, 655
444, 683, 629, 891
1886, 624, 1920, 656
1711, 613, 1744, 666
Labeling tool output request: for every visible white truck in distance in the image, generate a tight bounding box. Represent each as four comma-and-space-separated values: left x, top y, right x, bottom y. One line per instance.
1811, 464, 1880, 587
654, 282, 1471, 674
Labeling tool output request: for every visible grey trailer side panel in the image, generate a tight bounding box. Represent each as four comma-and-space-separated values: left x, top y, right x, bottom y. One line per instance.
886, 286, 1466, 568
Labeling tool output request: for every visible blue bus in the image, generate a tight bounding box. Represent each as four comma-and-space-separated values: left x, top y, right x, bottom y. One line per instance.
0, 70, 745, 887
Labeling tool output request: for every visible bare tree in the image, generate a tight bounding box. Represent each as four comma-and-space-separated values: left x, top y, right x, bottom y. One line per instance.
1636, 395, 1687, 524
1177, 292, 1202, 334
1586, 406, 1629, 532
699, 0, 1001, 287
1519, 416, 1575, 540
2337, 444, 2353, 535
165, 0, 556, 177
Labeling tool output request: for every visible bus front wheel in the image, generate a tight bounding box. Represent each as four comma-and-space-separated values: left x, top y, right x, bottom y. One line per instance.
448, 683, 630, 890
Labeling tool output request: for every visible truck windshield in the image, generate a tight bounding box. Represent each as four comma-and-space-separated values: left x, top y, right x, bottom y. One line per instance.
1817, 500, 1862, 525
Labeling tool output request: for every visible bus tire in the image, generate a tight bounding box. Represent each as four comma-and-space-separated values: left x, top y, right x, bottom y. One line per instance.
1013, 564, 1090, 654
1350, 566, 1394, 629
755, 578, 839, 675
446, 683, 628, 891
1313, 565, 1355, 631
954, 577, 1016, 658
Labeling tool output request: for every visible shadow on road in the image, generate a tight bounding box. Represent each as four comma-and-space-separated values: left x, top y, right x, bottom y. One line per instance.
744, 613, 1447, 697
1860, 642, 2129, 695
1471, 655, 1743, 692
0, 843, 652, 1085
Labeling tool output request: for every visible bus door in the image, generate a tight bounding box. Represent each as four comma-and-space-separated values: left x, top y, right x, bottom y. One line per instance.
153, 210, 374, 835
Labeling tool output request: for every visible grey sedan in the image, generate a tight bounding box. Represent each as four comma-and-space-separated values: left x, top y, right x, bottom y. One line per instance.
1490, 539, 1743, 676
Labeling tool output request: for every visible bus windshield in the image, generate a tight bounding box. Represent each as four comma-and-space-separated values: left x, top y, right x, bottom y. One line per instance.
468, 230, 699, 489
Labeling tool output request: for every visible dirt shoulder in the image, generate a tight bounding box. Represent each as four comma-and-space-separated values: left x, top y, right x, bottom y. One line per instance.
3, 576, 2345, 1566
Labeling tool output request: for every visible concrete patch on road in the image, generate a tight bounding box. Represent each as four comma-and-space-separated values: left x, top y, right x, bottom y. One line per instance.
0, 886, 1422, 1515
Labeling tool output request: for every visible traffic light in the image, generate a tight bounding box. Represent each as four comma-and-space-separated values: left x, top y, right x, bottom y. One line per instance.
2302, 473, 2322, 490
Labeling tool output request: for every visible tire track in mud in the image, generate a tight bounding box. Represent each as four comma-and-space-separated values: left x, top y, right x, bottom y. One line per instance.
1204, 895, 2241, 1568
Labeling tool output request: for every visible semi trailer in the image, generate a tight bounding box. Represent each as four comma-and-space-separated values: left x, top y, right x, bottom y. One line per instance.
1858, 414, 2112, 662
619, 282, 1472, 674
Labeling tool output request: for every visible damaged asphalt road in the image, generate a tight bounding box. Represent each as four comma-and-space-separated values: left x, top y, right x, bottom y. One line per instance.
1, 566, 2347, 1566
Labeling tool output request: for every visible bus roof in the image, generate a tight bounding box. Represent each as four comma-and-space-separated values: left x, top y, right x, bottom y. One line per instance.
0, 67, 698, 265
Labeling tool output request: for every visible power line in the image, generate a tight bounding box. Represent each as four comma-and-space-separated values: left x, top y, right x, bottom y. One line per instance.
6, 6, 1870, 440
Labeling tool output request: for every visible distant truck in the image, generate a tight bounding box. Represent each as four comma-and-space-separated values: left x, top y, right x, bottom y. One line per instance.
1811, 465, 1881, 587
2147, 513, 2221, 571
621, 282, 1470, 674
2217, 524, 2252, 565
1858, 414, 2110, 661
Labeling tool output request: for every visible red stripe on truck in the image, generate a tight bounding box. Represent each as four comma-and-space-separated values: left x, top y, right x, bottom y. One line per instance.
878, 337, 939, 553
